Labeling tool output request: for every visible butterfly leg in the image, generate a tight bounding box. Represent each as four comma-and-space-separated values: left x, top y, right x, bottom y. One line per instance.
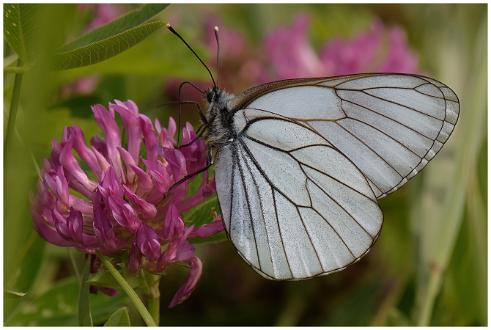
167, 161, 212, 193
178, 124, 209, 149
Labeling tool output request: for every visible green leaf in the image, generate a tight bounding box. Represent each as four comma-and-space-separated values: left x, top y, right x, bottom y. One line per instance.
184, 197, 219, 227
6, 277, 127, 326
184, 197, 227, 244
104, 307, 131, 326
4, 4, 37, 61
56, 28, 210, 80
56, 20, 165, 70
4, 233, 46, 319
189, 231, 227, 244
88, 270, 140, 290
78, 258, 93, 326
62, 4, 168, 51
54, 4, 168, 70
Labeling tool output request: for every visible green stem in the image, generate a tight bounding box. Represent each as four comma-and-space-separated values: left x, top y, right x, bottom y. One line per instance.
97, 254, 156, 327
416, 272, 440, 326
145, 274, 161, 325
5, 58, 24, 155
68, 249, 81, 281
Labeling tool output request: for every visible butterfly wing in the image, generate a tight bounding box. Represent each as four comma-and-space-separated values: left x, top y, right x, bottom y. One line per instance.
236, 73, 460, 198
215, 109, 383, 280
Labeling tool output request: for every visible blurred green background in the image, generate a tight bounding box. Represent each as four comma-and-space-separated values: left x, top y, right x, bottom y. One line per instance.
3, 4, 487, 326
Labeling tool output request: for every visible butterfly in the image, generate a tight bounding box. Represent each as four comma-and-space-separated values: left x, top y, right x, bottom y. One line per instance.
167, 24, 460, 280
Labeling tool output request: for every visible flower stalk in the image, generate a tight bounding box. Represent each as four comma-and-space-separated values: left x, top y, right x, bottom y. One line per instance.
98, 253, 156, 327
145, 273, 161, 325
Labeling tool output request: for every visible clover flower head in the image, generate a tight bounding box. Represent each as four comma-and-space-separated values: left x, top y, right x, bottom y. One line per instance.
33, 100, 224, 307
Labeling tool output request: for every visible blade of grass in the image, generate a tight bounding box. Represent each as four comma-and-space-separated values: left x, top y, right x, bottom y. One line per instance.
412, 17, 486, 325
465, 172, 487, 322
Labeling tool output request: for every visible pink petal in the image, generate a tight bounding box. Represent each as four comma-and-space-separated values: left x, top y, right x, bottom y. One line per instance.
169, 256, 203, 308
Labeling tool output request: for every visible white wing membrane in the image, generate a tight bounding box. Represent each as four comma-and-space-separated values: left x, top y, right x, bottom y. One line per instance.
248, 86, 345, 120
215, 73, 459, 280
243, 73, 460, 198
215, 114, 383, 280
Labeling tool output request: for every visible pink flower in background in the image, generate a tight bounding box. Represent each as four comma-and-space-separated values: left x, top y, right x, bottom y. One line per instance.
79, 4, 123, 32
202, 15, 263, 91
264, 16, 418, 80
203, 15, 247, 60
164, 14, 418, 124
320, 19, 418, 75
33, 100, 223, 307
264, 15, 327, 80
60, 76, 100, 98
164, 15, 259, 103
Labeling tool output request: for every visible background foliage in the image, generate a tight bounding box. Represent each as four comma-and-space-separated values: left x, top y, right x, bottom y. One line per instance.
3, 4, 487, 326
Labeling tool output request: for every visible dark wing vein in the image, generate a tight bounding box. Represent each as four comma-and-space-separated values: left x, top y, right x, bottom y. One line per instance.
238, 137, 364, 264
295, 206, 325, 272
238, 139, 329, 275
228, 147, 237, 231
243, 134, 376, 201
360, 90, 443, 121
309, 208, 356, 258
333, 120, 405, 178
235, 148, 262, 271
238, 140, 295, 276
303, 165, 374, 240
333, 90, 436, 140
271, 188, 294, 277
238, 145, 277, 275
343, 116, 422, 159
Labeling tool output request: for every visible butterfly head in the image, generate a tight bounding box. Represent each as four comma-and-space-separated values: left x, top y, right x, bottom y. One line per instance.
205, 87, 233, 108
206, 87, 220, 103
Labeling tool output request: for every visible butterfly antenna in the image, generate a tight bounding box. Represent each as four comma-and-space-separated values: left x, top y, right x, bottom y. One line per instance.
167, 23, 217, 88
214, 26, 220, 85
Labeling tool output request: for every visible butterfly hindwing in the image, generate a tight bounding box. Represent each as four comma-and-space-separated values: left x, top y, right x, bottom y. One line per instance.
215, 109, 383, 280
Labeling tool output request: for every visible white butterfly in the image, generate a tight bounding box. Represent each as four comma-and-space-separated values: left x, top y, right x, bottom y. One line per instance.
168, 25, 460, 281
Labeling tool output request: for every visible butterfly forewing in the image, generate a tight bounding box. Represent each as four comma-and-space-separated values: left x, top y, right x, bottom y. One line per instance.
240, 73, 460, 198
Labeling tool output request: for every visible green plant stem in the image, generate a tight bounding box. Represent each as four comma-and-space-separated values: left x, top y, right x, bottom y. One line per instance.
5, 58, 24, 156
97, 254, 156, 327
146, 274, 161, 325
68, 249, 81, 281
